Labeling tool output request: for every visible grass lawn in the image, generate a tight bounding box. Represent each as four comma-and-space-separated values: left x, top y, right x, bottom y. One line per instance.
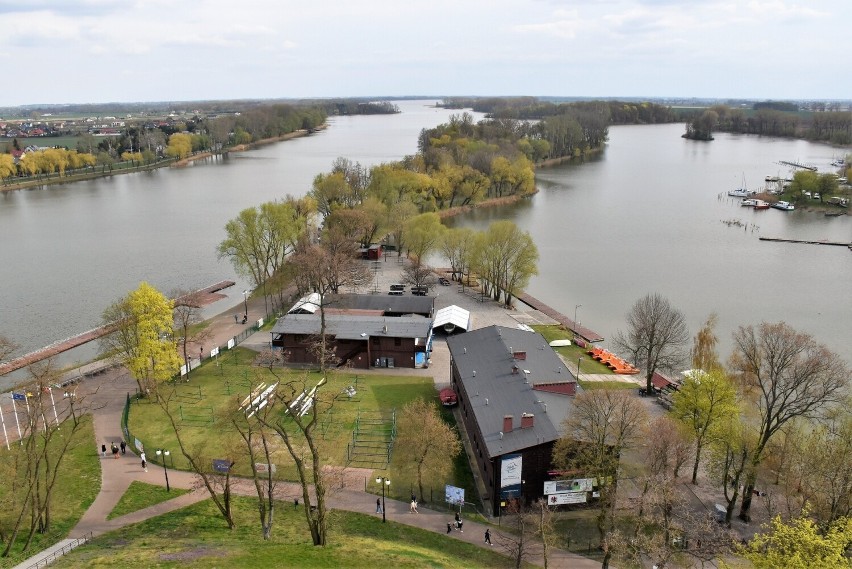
51, 496, 521, 568
0, 416, 100, 569
530, 325, 614, 375
107, 481, 190, 520
127, 348, 475, 499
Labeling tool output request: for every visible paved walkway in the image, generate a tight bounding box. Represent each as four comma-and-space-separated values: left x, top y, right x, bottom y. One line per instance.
13, 261, 603, 568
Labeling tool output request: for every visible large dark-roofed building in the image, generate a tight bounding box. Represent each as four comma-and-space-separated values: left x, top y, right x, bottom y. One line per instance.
271, 313, 433, 369
447, 325, 578, 516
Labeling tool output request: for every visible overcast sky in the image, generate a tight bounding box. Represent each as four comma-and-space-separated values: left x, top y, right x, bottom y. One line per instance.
1, 0, 849, 106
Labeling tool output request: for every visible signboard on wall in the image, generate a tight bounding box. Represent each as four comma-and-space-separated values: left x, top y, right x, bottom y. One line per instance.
500, 454, 523, 498
547, 492, 587, 505
544, 478, 594, 495
445, 485, 465, 506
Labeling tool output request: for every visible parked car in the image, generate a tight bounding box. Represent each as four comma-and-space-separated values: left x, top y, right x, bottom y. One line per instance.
438, 277, 450, 286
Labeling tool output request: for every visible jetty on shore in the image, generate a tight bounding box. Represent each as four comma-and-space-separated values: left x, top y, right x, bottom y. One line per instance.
0, 281, 235, 376
516, 292, 605, 343
777, 160, 817, 171
759, 236, 852, 250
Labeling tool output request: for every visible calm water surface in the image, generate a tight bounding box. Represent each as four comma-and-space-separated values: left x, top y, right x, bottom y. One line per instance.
1, 107, 849, 388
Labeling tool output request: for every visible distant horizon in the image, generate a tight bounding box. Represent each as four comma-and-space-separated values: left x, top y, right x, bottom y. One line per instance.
3, 94, 851, 113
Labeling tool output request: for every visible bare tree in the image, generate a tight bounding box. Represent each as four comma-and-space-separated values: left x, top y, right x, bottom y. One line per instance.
400, 263, 434, 290
1, 359, 85, 558
729, 322, 848, 521
171, 289, 211, 378
613, 293, 689, 396
231, 401, 279, 540
552, 390, 647, 569
497, 500, 540, 569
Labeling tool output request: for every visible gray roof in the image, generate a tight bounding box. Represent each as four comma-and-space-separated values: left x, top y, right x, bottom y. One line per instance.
272, 313, 433, 341
447, 326, 573, 458
327, 294, 434, 315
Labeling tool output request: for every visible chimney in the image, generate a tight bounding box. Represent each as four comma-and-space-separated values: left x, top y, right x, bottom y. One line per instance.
512, 364, 519, 374
503, 415, 514, 433
521, 413, 535, 429
513, 351, 527, 360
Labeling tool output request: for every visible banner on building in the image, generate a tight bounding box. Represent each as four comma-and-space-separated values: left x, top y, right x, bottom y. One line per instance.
543, 478, 594, 495
500, 454, 523, 498
547, 492, 587, 505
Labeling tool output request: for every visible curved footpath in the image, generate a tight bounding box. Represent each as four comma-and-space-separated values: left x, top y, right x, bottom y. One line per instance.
14, 270, 602, 569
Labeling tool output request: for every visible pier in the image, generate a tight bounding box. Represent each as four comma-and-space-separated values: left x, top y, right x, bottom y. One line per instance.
777, 160, 817, 171
0, 280, 235, 376
515, 292, 605, 343
759, 237, 852, 249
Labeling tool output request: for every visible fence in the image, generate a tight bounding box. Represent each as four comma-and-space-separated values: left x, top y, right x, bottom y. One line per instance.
25, 532, 93, 569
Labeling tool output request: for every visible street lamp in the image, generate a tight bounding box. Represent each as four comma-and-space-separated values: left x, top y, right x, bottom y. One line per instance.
573, 304, 582, 340
156, 449, 171, 492
375, 476, 390, 523
577, 357, 583, 383
242, 290, 249, 320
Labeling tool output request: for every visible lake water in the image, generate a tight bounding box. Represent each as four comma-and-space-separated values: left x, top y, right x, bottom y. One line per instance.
1, 102, 849, 388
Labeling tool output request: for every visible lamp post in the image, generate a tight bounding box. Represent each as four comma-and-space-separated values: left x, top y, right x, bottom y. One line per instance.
156, 449, 171, 492
573, 304, 581, 340
577, 357, 583, 383
242, 290, 249, 320
375, 476, 390, 523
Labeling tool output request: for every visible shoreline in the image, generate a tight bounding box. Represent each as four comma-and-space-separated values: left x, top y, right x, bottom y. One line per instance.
0, 125, 323, 191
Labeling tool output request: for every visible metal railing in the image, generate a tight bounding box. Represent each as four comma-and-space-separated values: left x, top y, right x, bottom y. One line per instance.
26, 532, 93, 569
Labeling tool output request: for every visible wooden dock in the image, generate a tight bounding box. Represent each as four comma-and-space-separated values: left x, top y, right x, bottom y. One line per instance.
515, 292, 605, 343
0, 280, 235, 376
777, 160, 817, 171
760, 237, 852, 248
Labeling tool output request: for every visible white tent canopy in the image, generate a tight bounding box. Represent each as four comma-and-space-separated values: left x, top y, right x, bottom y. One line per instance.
432, 305, 471, 334
288, 292, 321, 314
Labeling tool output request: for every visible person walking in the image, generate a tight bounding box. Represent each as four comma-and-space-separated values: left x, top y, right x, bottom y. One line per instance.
101, 443, 106, 457
112, 443, 119, 459
376, 498, 382, 514
485, 528, 492, 545
447, 522, 452, 534
409, 499, 418, 513
120, 440, 126, 455
234, 314, 239, 323
140, 451, 147, 472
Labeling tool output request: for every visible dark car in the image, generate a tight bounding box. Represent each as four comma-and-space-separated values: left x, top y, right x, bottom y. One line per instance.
438, 277, 450, 286
411, 286, 429, 296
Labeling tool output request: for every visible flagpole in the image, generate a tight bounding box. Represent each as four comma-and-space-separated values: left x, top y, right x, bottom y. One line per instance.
0, 401, 9, 450
49, 387, 59, 426
11, 395, 22, 443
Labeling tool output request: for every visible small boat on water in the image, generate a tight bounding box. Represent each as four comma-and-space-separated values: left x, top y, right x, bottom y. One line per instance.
741, 198, 758, 207
728, 173, 753, 198
754, 200, 770, 210
771, 200, 795, 211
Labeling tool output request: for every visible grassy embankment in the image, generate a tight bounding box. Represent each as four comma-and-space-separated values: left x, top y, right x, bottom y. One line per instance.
531, 325, 640, 391
51, 496, 523, 569
127, 347, 477, 507
106, 482, 190, 520
0, 416, 100, 569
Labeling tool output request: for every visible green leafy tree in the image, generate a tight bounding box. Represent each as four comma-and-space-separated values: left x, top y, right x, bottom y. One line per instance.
165, 133, 192, 159
394, 399, 461, 503
100, 282, 180, 395
734, 513, 852, 569
671, 368, 738, 484
404, 212, 445, 266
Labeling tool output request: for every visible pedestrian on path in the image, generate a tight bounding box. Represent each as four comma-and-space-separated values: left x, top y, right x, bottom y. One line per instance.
140, 451, 147, 472
447, 522, 452, 534
409, 499, 418, 513
234, 314, 239, 323
111, 443, 119, 459
101, 443, 106, 457
485, 528, 492, 545
376, 498, 382, 514
120, 440, 126, 455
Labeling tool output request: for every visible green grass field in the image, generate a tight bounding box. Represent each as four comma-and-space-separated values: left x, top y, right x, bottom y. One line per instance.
0, 416, 99, 569
50, 496, 521, 568
107, 481, 190, 520
531, 325, 615, 375
127, 348, 474, 507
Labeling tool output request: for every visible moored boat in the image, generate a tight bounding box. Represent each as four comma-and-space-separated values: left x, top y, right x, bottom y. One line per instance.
754, 200, 770, 210
771, 200, 795, 211
741, 198, 758, 207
